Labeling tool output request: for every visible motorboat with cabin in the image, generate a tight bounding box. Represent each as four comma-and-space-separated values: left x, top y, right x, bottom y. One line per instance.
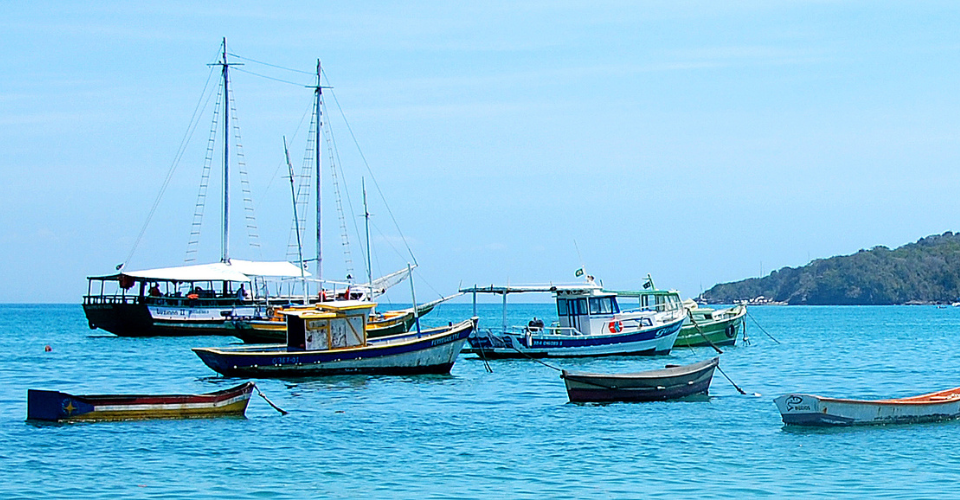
460, 277, 686, 358
193, 300, 477, 377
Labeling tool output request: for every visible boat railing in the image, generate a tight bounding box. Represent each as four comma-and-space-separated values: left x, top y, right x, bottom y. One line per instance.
82, 294, 139, 306
83, 294, 249, 308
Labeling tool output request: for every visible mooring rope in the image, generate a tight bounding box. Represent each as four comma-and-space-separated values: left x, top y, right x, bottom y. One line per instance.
746, 310, 781, 344
683, 312, 747, 395
254, 386, 288, 415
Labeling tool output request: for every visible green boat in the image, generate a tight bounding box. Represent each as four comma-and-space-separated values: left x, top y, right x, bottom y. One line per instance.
675, 301, 746, 348
607, 276, 746, 348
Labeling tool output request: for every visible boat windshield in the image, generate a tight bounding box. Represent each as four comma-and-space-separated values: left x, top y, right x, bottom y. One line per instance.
588, 296, 619, 315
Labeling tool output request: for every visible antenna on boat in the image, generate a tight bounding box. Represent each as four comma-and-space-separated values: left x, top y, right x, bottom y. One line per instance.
284, 136, 309, 304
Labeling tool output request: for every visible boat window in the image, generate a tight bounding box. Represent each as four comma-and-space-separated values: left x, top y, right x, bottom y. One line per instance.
577, 298, 587, 315
599, 297, 614, 314
589, 298, 600, 315
611, 298, 620, 313
557, 299, 568, 316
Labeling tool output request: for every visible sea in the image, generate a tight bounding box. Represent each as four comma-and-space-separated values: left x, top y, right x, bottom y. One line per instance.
3, 303, 960, 499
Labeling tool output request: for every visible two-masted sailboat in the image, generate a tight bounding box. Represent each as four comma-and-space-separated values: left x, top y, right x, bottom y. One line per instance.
84, 40, 453, 338
83, 39, 311, 337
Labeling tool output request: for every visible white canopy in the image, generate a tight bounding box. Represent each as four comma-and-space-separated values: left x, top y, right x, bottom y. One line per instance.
91, 260, 310, 282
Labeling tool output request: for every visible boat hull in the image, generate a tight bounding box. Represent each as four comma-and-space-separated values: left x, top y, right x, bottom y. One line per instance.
83, 302, 251, 337
561, 357, 719, 402
464, 317, 684, 358
774, 389, 960, 426
675, 306, 746, 348
193, 319, 476, 377
26, 382, 255, 422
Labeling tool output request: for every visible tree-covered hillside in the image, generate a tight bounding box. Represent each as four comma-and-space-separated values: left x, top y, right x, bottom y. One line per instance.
703, 232, 960, 305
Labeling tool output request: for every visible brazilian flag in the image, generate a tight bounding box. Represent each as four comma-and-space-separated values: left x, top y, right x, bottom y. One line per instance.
575, 268, 584, 277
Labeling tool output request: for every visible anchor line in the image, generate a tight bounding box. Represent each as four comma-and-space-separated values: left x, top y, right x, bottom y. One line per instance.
686, 310, 724, 355
746, 311, 781, 344
254, 386, 288, 415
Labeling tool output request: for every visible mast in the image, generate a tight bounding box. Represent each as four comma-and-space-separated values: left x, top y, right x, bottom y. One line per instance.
220, 38, 230, 263
363, 178, 373, 295
285, 136, 308, 304
314, 59, 323, 282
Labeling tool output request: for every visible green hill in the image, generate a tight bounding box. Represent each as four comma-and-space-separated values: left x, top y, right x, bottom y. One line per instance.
702, 232, 960, 305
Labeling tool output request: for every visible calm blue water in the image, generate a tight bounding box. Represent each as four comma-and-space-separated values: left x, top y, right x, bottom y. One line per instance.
4, 303, 960, 498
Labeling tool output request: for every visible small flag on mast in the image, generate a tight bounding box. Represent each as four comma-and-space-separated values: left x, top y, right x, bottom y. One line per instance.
575, 268, 584, 277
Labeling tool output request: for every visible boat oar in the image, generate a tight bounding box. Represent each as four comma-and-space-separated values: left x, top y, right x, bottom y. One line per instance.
254, 386, 288, 415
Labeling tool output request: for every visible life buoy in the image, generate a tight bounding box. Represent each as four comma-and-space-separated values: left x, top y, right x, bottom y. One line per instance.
608, 320, 623, 333
725, 324, 736, 339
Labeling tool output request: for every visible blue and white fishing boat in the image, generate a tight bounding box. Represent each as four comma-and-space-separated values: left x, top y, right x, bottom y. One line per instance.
460, 277, 686, 358
193, 300, 477, 377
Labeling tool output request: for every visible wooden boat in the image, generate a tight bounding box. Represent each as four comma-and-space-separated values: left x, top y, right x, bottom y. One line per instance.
774, 387, 960, 426
460, 277, 686, 358
27, 382, 255, 422
193, 300, 477, 377
560, 357, 719, 403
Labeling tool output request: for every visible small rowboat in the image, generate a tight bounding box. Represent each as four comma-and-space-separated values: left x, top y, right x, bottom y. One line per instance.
774, 387, 960, 426
27, 382, 256, 422
560, 357, 719, 403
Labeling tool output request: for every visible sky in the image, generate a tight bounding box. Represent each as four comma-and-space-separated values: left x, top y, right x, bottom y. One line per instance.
2, 1, 959, 304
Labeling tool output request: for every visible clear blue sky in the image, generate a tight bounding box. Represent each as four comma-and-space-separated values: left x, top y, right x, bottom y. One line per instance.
2, 1, 959, 303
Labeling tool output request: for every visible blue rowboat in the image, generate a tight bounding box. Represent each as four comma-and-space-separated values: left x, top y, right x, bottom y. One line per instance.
27, 382, 255, 422
560, 357, 719, 403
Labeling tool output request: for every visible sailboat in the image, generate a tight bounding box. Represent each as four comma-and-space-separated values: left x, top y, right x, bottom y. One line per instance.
82, 39, 310, 337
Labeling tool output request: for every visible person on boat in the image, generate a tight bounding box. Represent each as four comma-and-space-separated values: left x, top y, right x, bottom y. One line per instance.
527, 317, 544, 332
148, 283, 161, 297
236, 284, 250, 301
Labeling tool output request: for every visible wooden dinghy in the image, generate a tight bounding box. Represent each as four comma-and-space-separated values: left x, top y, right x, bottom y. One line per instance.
27, 382, 255, 422
774, 387, 960, 426
560, 357, 719, 403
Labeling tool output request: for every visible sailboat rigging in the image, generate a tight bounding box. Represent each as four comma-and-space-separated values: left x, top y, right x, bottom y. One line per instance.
82, 39, 310, 337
